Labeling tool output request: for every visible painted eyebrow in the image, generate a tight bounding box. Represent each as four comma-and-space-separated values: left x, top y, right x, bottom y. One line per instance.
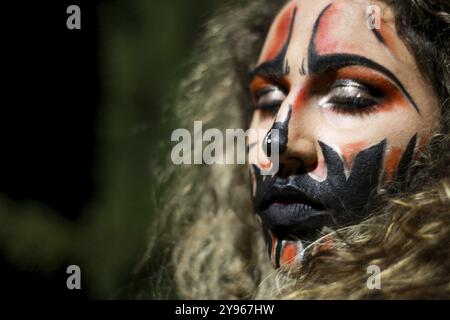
250, 61, 284, 82
250, 3, 420, 115
249, 7, 297, 82
251, 51, 420, 116
308, 53, 421, 114
307, 3, 420, 114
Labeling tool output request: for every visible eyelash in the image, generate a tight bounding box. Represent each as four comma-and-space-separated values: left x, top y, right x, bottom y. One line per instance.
319, 80, 381, 115
253, 85, 287, 114
253, 79, 382, 116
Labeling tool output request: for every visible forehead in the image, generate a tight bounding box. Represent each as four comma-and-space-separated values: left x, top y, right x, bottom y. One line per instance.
258, 0, 403, 64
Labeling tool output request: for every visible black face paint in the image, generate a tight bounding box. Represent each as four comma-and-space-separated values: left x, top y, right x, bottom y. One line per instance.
307, 3, 420, 114
253, 138, 358, 264
371, 28, 386, 46
254, 138, 385, 235
396, 134, 417, 181
299, 58, 307, 76
284, 59, 291, 76
263, 105, 292, 158
250, 8, 297, 79
274, 237, 283, 268
252, 134, 418, 266
249, 3, 422, 268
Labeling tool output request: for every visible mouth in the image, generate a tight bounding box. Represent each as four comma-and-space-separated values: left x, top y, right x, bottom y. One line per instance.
257, 190, 329, 243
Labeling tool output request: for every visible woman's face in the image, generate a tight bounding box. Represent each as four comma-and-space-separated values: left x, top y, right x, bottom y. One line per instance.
248, 0, 439, 269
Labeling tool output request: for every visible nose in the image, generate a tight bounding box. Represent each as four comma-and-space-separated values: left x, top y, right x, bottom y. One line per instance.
263, 102, 318, 177
263, 105, 291, 158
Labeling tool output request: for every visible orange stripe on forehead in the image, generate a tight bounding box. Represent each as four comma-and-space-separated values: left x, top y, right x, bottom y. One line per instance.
259, 1, 297, 63
311, 2, 400, 58
308, 3, 420, 113
313, 2, 397, 55
313, 1, 357, 54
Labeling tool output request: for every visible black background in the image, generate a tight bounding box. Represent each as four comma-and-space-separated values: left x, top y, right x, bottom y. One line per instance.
1, 1, 98, 298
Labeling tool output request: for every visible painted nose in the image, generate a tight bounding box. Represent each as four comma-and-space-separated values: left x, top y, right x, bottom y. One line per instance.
263, 103, 319, 177
263, 105, 292, 158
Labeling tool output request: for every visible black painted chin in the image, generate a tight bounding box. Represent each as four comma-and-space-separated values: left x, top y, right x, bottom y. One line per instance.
261, 203, 329, 242
253, 139, 394, 267
256, 182, 329, 243
253, 135, 418, 267
253, 139, 387, 240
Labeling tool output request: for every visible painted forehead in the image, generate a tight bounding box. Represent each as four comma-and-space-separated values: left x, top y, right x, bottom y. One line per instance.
254, 0, 420, 113
259, 0, 401, 64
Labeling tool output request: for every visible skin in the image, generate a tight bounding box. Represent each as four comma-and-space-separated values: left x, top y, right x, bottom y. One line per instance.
247, 0, 439, 269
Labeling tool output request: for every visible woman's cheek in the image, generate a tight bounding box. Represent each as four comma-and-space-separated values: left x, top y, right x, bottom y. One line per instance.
319, 104, 380, 130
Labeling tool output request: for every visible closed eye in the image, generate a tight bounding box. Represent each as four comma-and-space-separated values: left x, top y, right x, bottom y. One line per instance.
254, 85, 287, 113
319, 79, 382, 115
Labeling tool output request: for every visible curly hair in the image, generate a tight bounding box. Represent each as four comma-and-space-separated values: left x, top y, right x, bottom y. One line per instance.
134, 0, 450, 299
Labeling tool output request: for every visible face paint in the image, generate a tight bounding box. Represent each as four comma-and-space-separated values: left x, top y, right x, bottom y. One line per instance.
308, 3, 420, 114
259, 1, 297, 63
248, 0, 439, 269
253, 136, 417, 268
263, 105, 292, 157
251, 5, 297, 83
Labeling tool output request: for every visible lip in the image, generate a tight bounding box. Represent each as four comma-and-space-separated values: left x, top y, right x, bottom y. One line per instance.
256, 188, 329, 241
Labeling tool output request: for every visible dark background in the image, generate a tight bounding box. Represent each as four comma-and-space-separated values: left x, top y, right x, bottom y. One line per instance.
0, 0, 226, 299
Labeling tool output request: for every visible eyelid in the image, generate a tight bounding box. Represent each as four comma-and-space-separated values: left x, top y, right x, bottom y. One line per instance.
255, 86, 277, 99
331, 67, 400, 97
330, 79, 369, 91
319, 78, 382, 115
258, 88, 286, 103
253, 84, 287, 112
328, 78, 382, 98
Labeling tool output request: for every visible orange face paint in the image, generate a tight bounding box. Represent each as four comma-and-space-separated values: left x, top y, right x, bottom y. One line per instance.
259, 161, 272, 170
376, 23, 399, 57
313, 1, 359, 54
280, 241, 298, 266
331, 67, 411, 114
259, 1, 297, 63
341, 141, 366, 170
383, 147, 403, 182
